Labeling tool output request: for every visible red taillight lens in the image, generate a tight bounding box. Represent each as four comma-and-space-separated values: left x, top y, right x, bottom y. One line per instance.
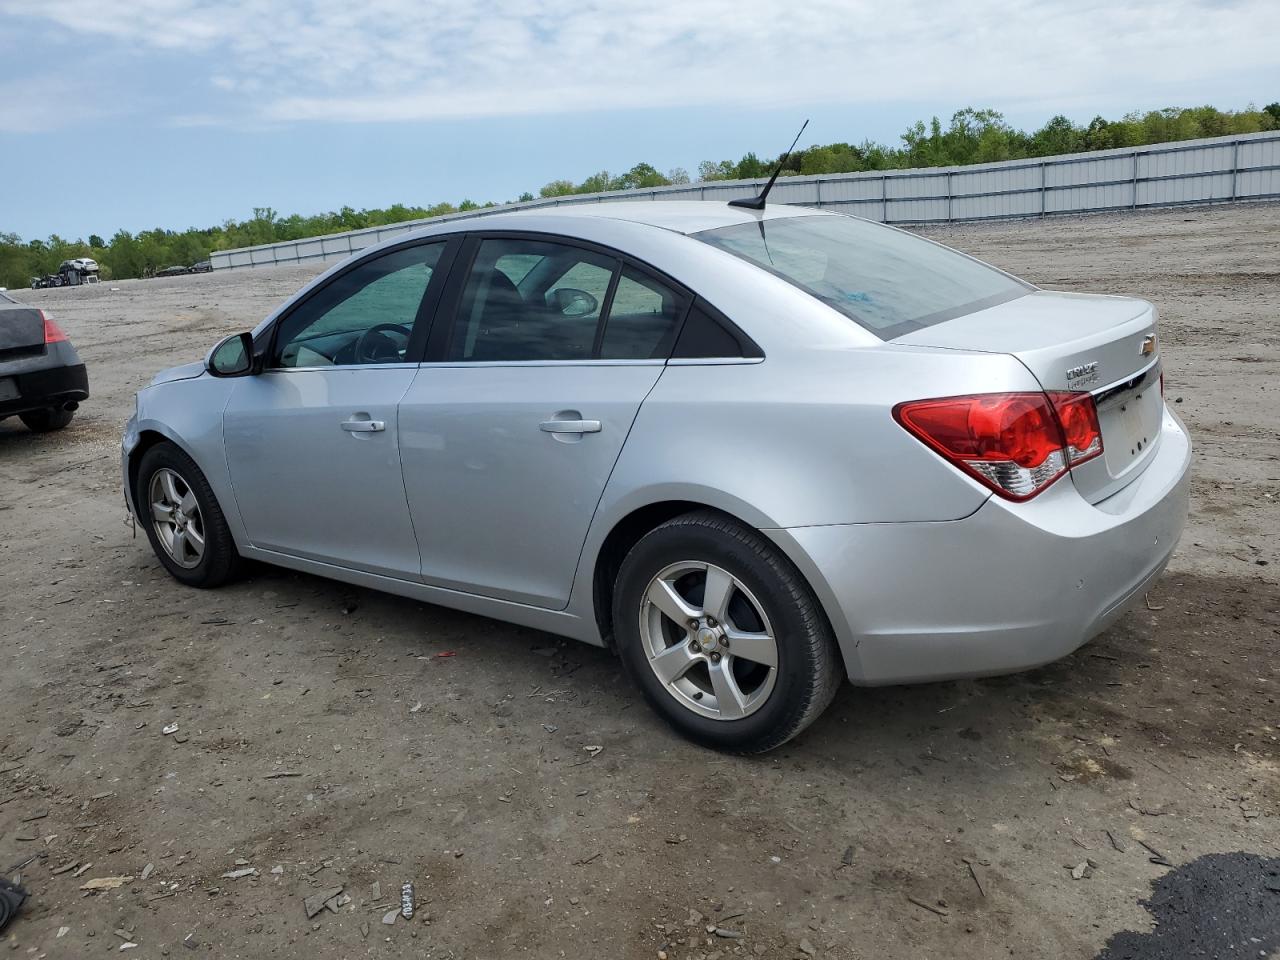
1046, 391, 1103, 466
894, 390, 1103, 501
41, 311, 68, 344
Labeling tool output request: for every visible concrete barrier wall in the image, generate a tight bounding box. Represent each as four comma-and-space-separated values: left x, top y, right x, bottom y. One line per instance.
211, 131, 1280, 271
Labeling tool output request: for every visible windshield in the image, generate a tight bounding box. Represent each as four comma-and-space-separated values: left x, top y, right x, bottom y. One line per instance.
695, 215, 1031, 340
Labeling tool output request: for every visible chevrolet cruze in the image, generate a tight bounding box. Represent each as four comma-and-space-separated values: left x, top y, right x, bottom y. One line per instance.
122, 202, 1190, 752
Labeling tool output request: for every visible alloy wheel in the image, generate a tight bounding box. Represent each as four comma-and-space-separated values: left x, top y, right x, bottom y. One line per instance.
639, 561, 779, 721
148, 467, 206, 569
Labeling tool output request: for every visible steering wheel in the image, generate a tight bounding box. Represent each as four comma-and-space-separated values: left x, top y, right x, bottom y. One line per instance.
353, 323, 411, 364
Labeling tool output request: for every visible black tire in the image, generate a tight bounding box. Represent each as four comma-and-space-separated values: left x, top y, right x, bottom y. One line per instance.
136, 441, 241, 588
613, 511, 842, 753
19, 407, 74, 432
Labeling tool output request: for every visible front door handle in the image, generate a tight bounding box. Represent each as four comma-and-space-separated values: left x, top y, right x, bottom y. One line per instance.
341, 418, 385, 433
540, 418, 602, 434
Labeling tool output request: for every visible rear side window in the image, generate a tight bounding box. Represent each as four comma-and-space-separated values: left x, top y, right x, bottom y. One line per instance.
446, 238, 689, 362
448, 238, 615, 362
695, 215, 1030, 340
597, 268, 688, 360
672, 300, 762, 359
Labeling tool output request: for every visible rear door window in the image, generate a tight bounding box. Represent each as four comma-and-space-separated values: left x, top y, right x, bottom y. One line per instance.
696, 215, 1030, 340
443, 236, 695, 362
447, 238, 617, 362
598, 268, 688, 360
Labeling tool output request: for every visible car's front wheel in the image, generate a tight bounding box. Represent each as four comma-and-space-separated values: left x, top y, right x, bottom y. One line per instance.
19, 407, 75, 432
136, 442, 241, 587
613, 511, 842, 753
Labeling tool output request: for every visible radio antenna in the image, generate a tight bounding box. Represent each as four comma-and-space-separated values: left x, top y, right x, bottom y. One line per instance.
728, 119, 810, 211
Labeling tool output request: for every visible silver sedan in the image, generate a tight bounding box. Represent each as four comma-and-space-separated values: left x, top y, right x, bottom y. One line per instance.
122, 202, 1190, 752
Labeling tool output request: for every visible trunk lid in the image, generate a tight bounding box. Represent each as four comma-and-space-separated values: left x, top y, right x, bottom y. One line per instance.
0, 306, 47, 360
896, 290, 1163, 503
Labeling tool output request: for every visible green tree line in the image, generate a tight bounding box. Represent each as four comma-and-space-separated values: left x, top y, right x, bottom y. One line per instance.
3, 102, 1276, 290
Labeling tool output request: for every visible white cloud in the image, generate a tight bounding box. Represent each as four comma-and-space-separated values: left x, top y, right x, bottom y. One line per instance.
3, 0, 1279, 127
0, 73, 103, 131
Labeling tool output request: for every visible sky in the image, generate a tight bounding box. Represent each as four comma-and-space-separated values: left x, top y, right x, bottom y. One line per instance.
1, 0, 1278, 240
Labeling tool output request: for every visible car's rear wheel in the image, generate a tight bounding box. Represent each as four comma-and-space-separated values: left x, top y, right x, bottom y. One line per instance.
136, 442, 241, 587
19, 407, 75, 432
613, 511, 842, 753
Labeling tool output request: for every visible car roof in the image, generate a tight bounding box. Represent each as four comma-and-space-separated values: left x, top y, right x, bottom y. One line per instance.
465, 200, 831, 237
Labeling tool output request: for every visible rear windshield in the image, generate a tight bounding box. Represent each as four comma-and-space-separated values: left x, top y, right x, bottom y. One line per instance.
695, 215, 1031, 340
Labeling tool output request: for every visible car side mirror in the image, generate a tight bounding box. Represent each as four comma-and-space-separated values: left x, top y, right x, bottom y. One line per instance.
548, 287, 599, 318
206, 332, 256, 377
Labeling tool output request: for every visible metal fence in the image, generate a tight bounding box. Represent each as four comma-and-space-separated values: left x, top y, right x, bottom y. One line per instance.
211, 130, 1280, 271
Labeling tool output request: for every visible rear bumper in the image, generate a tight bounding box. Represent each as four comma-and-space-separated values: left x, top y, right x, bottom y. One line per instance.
772, 406, 1192, 685
0, 362, 89, 418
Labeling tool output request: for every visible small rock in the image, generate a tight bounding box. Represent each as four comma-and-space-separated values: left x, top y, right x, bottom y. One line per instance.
303, 887, 344, 919
799, 938, 817, 956
162, 723, 179, 736
80, 876, 132, 891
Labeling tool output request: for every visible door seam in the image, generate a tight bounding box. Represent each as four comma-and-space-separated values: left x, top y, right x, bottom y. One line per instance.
560, 364, 671, 612
395, 368, 425, 580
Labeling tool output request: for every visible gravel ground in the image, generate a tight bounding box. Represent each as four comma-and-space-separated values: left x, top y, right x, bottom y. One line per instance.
1, 202, 1277, 959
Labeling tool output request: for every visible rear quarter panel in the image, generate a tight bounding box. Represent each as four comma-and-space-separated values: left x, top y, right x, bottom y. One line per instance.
565, 345, 1041, 627
594, 346, 1037, 529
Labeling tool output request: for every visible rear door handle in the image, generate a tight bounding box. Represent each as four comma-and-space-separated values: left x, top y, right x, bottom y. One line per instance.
539, 418, 601, 434
341, 418, 385, 433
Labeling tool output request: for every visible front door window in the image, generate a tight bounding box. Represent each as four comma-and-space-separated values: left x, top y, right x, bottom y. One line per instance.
273, 242, 446, 368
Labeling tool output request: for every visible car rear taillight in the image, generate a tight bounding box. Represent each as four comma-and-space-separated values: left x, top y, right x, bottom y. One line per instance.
41, 311, 68, 344
893, 391, 1103, 501
1046, 391, 1103, 466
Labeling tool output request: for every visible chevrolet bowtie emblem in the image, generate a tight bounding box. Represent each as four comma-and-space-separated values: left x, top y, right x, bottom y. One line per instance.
1140, 334, 1157, 356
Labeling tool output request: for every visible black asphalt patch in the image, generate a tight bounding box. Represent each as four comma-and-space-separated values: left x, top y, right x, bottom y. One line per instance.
1096, 852, 1280, 959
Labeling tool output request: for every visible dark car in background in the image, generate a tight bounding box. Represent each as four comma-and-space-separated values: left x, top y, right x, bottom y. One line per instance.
0, 293, 89, 432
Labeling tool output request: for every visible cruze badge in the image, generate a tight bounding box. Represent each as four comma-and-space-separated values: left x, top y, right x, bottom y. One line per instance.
1141, 334, 1157, 356
1065, 361, 1099, 388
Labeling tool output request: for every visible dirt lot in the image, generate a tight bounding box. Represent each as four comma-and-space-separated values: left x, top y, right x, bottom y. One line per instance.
2, 203, 1277, 959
